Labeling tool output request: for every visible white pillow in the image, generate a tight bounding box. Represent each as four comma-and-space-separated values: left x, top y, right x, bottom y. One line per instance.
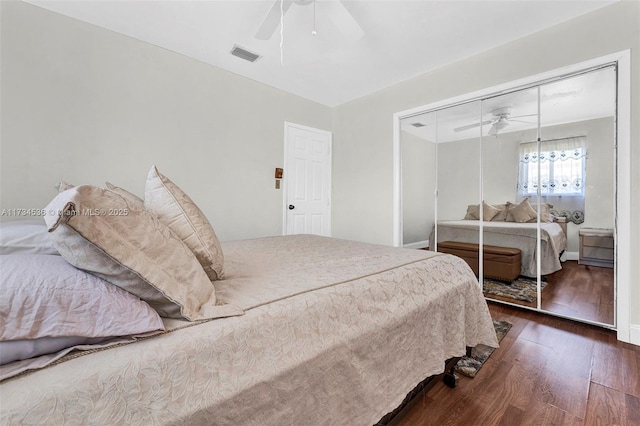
0, 254, 165, 364
0, 336, 111, 365
43, 184, 242, 321
144, 165, 225, 281
0, 219, 59, 255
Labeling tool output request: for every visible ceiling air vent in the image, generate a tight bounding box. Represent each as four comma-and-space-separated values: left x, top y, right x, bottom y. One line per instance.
411, 122, 426, 128
230, 45, 261, 63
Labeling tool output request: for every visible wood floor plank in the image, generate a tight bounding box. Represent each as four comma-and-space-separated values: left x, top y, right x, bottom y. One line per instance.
388, 303, 640, 425
592, 339, 640, 398
536, 369, 590, 420
626, 392, 640, 425
500, 341, 551, 402
518, 400, 583, 426
497, 405, 525, 426
584, 382, 628, 425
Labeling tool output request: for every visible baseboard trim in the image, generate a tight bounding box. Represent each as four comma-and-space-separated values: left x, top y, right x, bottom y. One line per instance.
629, 325, 640, 346
403, 240, 429, 250
563, 251, 579, 261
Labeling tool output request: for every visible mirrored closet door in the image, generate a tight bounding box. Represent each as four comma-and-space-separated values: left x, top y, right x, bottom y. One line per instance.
537, 67, 616, 324
399, 64, 617, 328
478, 88, 543, 312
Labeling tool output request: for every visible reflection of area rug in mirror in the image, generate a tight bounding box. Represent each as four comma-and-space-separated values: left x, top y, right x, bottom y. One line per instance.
455, 319, 512, 378
483, 277, 548, 303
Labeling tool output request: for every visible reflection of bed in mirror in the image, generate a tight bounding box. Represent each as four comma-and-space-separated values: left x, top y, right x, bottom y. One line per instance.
429, 219, 567, 278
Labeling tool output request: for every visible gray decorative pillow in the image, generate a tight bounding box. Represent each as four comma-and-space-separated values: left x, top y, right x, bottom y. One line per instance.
144, 165, 225, 281
44, 185, 242, 321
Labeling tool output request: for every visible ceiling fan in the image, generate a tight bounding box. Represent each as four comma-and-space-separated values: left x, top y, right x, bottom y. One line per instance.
255, 0, 364, 40
453, 107, 537, 136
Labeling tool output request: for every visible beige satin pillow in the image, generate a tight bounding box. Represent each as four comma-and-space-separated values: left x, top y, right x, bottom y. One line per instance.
491, 203, 509, 221
44, 185, 241, 321
105, 182, 144, 209
464, 201, 501, 221
144, 165, 224, 281
54, 179, 74, 192
508, 199, 538, 223
528, 202, 554, 223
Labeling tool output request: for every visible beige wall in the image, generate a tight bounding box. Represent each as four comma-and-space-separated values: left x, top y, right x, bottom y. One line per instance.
400, 131, 436, 245
0, 0, 332, 242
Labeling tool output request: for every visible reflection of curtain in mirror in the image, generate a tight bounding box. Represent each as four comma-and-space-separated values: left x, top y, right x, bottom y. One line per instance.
517, 136, 586, 224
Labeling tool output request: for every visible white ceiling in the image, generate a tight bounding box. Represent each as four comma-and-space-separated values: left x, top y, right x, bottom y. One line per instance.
26, 0, 616, 107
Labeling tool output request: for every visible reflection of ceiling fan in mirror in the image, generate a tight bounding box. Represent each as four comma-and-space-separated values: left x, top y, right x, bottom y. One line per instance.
454, 107, 537, 136
255, 0, 364, 40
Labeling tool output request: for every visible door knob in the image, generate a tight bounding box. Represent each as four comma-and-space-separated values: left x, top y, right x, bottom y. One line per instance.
288, 205, 295, 210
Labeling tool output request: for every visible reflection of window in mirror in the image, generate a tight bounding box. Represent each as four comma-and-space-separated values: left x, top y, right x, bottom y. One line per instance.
517, 136, 587, 224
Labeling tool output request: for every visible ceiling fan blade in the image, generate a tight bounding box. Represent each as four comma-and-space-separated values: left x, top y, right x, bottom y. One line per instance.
454, 120, 493, 133
324, 0, 364, 39
508, 119, 536, 124
509, 113, 538, 119
255, 0, 293, 40
488, 124, 498, 136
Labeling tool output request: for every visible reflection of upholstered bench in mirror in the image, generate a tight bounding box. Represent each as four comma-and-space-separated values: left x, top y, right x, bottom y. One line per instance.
437, 241, 522, 282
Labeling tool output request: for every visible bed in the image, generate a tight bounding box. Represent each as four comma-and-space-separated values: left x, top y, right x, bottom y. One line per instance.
0, 166, 498, 425
429, 219, 567, 277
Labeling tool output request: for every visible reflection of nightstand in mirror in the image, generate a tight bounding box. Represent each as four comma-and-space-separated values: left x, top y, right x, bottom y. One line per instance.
554, 216, 567, 237
579, 228, 614, 268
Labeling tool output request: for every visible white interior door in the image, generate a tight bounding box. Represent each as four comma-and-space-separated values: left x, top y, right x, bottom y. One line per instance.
284, 122, 331, 236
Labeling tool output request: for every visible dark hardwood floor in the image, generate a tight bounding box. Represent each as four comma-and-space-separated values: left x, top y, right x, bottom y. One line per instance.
390, 302, 640, 425
484, 261, 615, 325
542, 261, 614, 325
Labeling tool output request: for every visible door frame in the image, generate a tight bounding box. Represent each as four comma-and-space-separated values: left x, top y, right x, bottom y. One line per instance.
392, 50, 631, 344
282, 121, 332, 236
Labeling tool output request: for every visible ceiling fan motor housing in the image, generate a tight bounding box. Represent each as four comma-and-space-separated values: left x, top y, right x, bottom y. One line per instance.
491, 106, 513, 117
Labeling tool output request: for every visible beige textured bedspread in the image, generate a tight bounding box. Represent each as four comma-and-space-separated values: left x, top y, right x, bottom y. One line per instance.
0, 235, 497, 425
431, 220, 567, 277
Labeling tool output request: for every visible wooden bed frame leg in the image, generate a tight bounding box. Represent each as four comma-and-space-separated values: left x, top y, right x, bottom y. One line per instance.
442, 346, 471, 388
443, 370, 458, 388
